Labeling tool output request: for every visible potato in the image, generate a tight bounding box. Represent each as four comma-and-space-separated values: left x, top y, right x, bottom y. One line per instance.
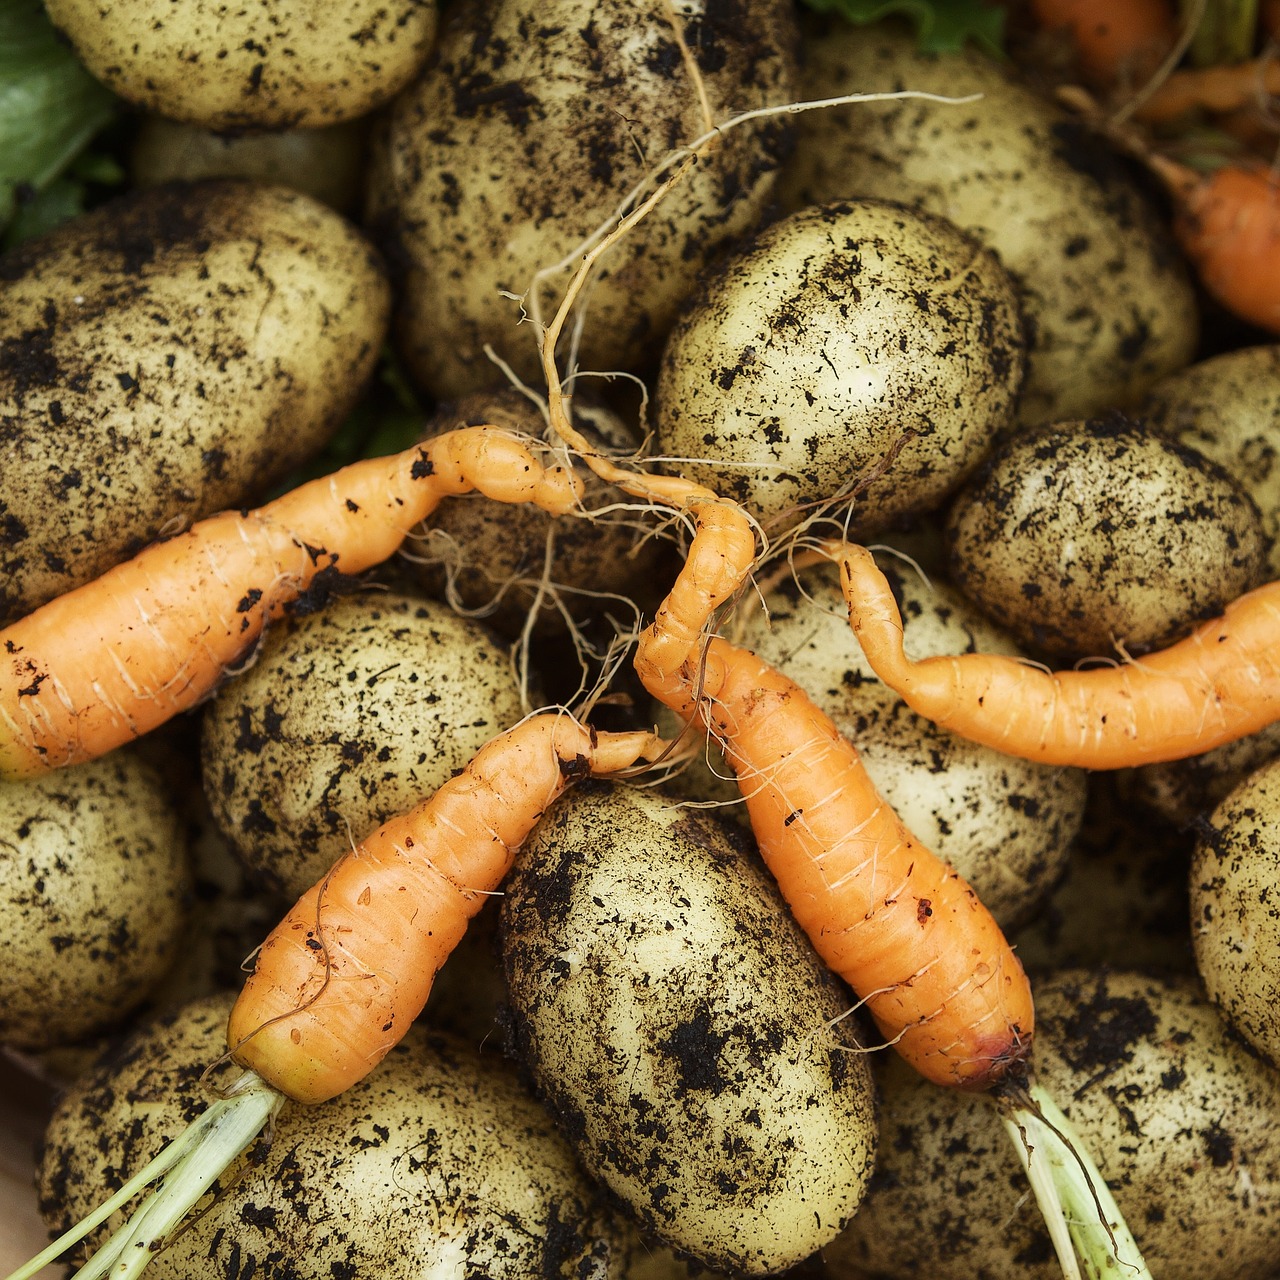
654, 199, 1025, 533
0, 750, 189, 1051
501, 782, 878, 1275
826, 969, 1280, 1280
946, 415, 1267, 658
730, 557, 1085, 929
366, 0, 797, 397
38, 995, 637, 1278
1142, 345, 1280, 575
1191, 757, 1280, 1067
0, 181, 389, 624
779, 20, 1199, 426
201, 593, 528, 900
43, 0, 437, 131
130, 117, 368, 213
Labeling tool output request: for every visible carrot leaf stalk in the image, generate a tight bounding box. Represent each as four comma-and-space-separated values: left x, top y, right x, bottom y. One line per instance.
998, 1077, 1152, 1280
7, 1071, 282, 1280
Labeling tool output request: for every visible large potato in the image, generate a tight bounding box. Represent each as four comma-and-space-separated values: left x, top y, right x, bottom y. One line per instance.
43, 0, 437, 131
0, 181, 389, 625
780, 20, 1198, 426
655, 199, 1025, 533
501, 783, 878, 1275
201, 593, 528, 900
946, 416, 1267, 658
730, 557, 1085, 929
38, 995, 637, 1278
0, 750, 189, 1051
827, 970, 1280, 1280
367, 0, 797, 397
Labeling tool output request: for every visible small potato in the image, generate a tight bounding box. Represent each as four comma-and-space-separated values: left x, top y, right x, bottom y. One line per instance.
0, 751, 190, 1051
655, 199, 1025, 533
130, 117, 368, 213
827, 970, 1280, 1280
1142, 345, 1280, 575
368, 0, 797, 397
946, 416, 1267, 658
779, 20, 1199, 425
43, 0, 437, 131
38, 995, 635, 1279
0, 181, 390, 624
1191, 757, 1280, 1067
501, 783, 877, 1275
731, 557, 1085, 929
201, 593, 528, 900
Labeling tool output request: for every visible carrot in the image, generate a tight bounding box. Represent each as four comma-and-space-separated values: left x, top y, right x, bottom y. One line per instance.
0, 427, 583, 782
1031, 0, 1177, 83
1132, 55, 1280, 123
1162, 160, 1280, 335
836, 541, 1280, 769
9, 712, 660, 1280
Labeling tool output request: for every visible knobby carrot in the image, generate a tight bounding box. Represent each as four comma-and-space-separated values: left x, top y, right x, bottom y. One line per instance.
837, 541, 1280, 769
10, 713, 661, 1280
0, 428, 582, 781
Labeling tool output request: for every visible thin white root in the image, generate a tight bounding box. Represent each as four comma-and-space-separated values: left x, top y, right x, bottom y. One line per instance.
5, 1073, 283, 1280
999, 1079, 1153, 1280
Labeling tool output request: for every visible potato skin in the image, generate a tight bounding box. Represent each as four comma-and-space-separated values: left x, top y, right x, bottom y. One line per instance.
946, 415, 1267, 658
501, 783, 878, 1275
1191, 758, 1280, 1067
827, 970, 1280, 1280
43, 0, 438, 131
201, 594, 527, 901
368, 0, 797, 397
780, 20, 1198, 426
0, 751, 189, 1051
655, 199, 1025, 533
732, 559, 1085, 929
0, 181, 389, 625
38, 996, 635, 1279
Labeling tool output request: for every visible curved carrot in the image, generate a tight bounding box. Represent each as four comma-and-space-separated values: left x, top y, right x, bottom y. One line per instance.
15, 713, 660, 1279
645, 637, 1034, 1091
1167, 163, 1280, 336
837, 542, 1280, 769
0, 429, 582, 781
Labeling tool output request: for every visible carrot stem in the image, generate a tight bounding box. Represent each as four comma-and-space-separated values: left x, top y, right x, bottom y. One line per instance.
4, 1072, 282, 1280
998, 1079, 1152, 1280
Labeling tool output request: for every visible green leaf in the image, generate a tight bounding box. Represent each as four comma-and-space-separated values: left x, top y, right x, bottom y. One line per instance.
0, 0, 118, 231
802, 0, 1007, 55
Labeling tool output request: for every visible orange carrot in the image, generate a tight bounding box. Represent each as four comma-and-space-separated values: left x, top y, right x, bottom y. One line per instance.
0, 428, 582, 782
1133, 56, 1280, 123
1166, 162, 1280, 335
645, 636, 1034, 1091
14, 713, 659, 1279
1031, 0, 1177, 83
837, 542, 1280, 769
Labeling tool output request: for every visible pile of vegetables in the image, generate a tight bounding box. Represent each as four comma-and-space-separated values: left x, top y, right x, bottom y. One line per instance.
5, 0, 1280, 1277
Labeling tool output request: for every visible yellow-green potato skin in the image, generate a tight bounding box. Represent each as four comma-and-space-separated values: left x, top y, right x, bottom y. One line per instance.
367, 0, 797, 398
37, 996, 637, 1278
654, 199, 1025, 534
826, 970, 1280, 1280
0, 181, 390, 625
501, 783, 878, 1276
946, 416, 1267, 659
0, 751, 189, 1051
780, 21, 1198, 426
43, 0, 438, 131
732, 559, 1085, 929
1192, 758, 1280, 1068
1142, 345, 1280, 576
200, 594, 528, 901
